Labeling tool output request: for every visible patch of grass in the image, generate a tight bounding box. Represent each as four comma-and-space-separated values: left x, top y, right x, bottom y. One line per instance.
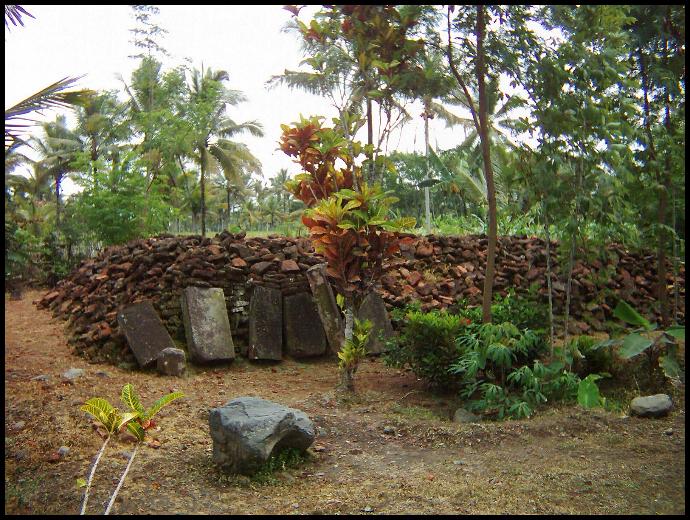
5, 476, 42, 510
250, 448, 311, 485
390, 403, 439, 421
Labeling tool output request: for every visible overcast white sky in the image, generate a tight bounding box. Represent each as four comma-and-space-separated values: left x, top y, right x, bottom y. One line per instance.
5, 4, 471, 196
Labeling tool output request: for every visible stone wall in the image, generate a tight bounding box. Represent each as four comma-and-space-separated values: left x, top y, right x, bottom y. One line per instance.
35, 231, 685, 365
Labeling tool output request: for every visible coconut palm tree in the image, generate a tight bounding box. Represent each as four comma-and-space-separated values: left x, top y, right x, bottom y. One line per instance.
29, 115, 84, 230
186, 66, 264, 236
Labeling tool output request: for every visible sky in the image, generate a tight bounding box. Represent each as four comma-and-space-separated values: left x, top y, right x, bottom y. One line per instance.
5, 4, 470, 196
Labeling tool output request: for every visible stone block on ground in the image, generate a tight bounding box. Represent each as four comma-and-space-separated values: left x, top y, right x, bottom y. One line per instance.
209, 396, 315, 475
356, 291, 394, 355
181, 287, 235, 363
283, 292, 327, 358
630, 394, 673, 418
247, 286, 283, 360
156, 347, 186, 376
306, 263, 344, 356
453, 408, 481, 423
117, 301, 177, 368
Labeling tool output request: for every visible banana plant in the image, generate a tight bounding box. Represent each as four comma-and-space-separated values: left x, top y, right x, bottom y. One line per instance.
79, 384, 184, 515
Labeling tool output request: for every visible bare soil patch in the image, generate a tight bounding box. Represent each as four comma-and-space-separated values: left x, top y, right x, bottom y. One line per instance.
5, 290, 685, 515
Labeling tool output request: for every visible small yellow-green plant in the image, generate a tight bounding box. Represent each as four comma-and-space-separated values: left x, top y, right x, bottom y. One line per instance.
79, 384, 184, 515
338, 318, 372, 392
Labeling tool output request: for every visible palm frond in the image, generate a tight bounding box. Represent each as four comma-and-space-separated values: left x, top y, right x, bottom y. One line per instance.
5, 5, 34, 29
5, 77, 94, 150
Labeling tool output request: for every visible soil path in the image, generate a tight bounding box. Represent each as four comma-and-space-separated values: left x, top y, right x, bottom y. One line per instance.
5, 291, 685, 515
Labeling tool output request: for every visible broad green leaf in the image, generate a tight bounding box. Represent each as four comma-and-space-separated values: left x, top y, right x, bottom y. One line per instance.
618, 333, 653, 359
577, 375, 603, 409
103, 408, 122, 434
144, 391, 184, 420
117, 412, 140, 431
76, 478, 87, 488
613, 300, 652, 330
659, 354, 682, 380
121, 384, 145, 416
665, 326, 685, 340
591, 338, 619, 350
80, 398, 115, 426
126, 421, 146, 442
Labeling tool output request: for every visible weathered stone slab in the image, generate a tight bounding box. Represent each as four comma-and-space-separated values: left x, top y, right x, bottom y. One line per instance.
248, 286, 283, 360
157, 347, 186, 376
117, 302, 177, 368
306, 263, 344, 356
181, 287, 235, 363
209, 396, 315, 475
283, 292, 327, 358
356, 291, 394, 354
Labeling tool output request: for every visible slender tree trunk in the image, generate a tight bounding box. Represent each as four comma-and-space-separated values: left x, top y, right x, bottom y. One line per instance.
366, 97, 374, 183
639, 48, 670, 327
657, 82, 672, 327
91, 137, 98, 175
200, 157, 206, 238
563, 161, 583, 345
424, 102, 431, 235
54, 173, 62, 230
543, 203, 555, 354
339, 295, 356, 392
476, 6, 497, 324
671, 189, 679, 323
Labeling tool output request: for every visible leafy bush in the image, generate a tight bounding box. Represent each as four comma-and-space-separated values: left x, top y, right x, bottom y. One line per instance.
384, 307, 470, 389
449, 322, 556, 419
568, 335, 615, 377
453, 289, 548, 333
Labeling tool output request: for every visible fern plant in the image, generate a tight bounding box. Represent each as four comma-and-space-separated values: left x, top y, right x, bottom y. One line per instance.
79, 384, 184, 515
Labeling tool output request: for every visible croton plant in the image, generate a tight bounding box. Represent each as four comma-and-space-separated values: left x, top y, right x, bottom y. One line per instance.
280, 114, 415, 301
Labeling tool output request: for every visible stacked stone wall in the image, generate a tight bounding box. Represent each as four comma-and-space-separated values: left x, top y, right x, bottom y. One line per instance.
35, 231, 685, 365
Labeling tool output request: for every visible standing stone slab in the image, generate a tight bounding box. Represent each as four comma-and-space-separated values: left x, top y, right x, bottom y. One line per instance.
283, 292, 327, 358
306, 263, 344, 356
181, 287, 235, 363
248, 286, 283, 360
356, 291, 394, 354
117, 302, 177, 368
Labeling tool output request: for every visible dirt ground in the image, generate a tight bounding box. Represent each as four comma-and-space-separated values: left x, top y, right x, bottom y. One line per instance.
5, 290, 686, 515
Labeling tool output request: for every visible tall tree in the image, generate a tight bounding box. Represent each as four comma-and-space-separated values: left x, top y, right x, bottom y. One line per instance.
29, 115, 84, 231
446, 5, 499, 324
186, 66, 263, 236
128, 4, 169, 60
626, 5, 685, 326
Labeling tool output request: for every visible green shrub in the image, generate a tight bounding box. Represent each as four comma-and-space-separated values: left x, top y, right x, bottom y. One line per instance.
384, 307, 470, 389
449, 322, 558, 419
453, 289, 548, 333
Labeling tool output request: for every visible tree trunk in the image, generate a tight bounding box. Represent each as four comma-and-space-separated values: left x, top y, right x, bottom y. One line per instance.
424, 102, 431, 235
543, 204, 555, 354
563, 160, 583, 346
200, 158, 206, 237
366, 96, 374, 183
55, 173, 62, 230
657, 79, 672, 327
476, 6, 496, 325
339, 296, 356, 392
